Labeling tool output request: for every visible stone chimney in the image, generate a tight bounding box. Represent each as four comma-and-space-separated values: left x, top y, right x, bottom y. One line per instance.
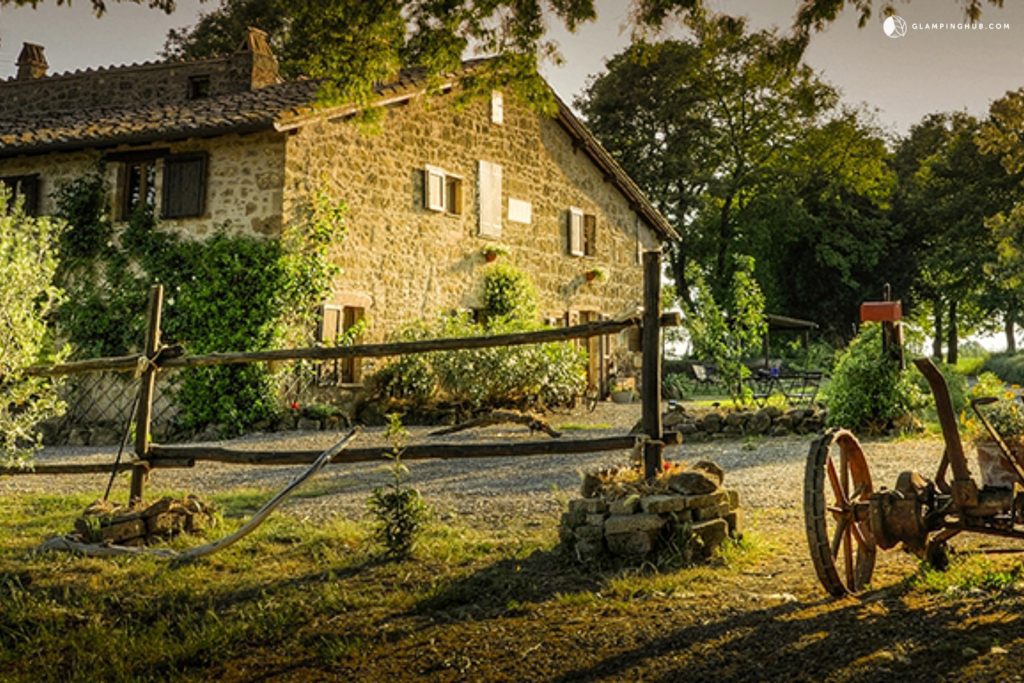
16, 42, 48, 80
230, 27, 279, 90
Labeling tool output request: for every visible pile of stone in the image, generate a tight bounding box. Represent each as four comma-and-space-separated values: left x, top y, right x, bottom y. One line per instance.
73, 496, 217, 547
561, 461, 740, 564
662, 404, 827, 440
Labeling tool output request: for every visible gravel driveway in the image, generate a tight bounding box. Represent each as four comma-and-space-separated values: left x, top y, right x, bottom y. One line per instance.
1, 403, 950, 526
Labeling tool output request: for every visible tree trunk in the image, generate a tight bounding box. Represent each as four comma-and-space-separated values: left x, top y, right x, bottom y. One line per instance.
715, 193, 735, 295
932, 297, 943, 361
1007, 317, 1018, 354
946, 298, 958, 366
667, 242, 692, 310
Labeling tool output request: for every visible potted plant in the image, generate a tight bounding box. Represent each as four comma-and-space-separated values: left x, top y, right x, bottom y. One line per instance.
584, 267, 608, 283
964, 388, 1024, 488
610, 379, 634, 404
481, 244, 509, 262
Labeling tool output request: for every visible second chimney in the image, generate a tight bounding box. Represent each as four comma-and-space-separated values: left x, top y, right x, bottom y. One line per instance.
16, 42, 48, 80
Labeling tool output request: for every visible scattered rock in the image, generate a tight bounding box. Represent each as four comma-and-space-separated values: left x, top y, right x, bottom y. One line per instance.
606, 531, 655, 556
700, 412, 723, 433
691, 460, 725, 487
691, 519, 728, 557
640, 494, 688, 514
604, 513, 666, 535
666, 470, 718, 496
608, 497, 639, 515
748, 410, 772, 434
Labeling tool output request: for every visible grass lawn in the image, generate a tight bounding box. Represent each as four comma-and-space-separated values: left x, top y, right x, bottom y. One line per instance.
4, 478, 1024, 681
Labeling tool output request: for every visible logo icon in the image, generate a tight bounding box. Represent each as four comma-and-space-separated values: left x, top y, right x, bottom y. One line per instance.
883, 15, 908, 38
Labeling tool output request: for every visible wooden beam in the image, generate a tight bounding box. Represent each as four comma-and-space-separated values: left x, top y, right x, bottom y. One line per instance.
4, 436, 684, 479
130, 284, 163, 504
150, 435, 644, 466
0, 459, 194, 476
641, 251, 664, 480
25, 314, 680, 378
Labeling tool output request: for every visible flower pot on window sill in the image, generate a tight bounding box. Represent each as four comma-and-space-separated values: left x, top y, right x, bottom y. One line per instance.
585, 268, 607, 283
485, 252, 498, 263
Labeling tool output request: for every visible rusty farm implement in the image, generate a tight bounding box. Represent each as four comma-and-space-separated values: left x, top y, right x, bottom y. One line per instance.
805, 356, 1024, 596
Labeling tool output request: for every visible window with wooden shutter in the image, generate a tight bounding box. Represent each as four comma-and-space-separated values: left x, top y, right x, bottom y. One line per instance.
424, 165, 445, 212
317, 304, 365, 385
478, 160, 502, 238
583, 214, 597, 256
568, 207, 584, 256
317, 304, 344, 386
340, 306, 365, 384
162, 154, 207, 219
0, 174, 40, 216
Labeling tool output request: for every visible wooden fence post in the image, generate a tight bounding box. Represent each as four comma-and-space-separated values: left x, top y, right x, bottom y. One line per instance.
641, 251, 664, 481
130, 284, 164, 505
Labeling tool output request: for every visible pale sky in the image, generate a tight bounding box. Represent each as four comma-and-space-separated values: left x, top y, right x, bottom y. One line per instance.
2, 0, 1024, 135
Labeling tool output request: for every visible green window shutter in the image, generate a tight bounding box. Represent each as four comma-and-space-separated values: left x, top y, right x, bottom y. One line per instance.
162, 154, 207, 218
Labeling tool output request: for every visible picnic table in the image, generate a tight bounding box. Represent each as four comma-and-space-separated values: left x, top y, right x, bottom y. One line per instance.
746, 368, 822, 408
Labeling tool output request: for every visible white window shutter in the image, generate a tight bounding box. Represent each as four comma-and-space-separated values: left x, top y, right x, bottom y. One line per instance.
491, 90, 504, 124
425, 165, 445, 212
568, 207, 584, 256
478, 160, 502, 237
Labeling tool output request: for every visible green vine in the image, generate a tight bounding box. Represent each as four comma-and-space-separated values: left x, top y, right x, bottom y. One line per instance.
53, 172, 347, 436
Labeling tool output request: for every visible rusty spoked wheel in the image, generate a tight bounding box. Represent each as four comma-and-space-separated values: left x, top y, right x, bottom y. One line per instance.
804, 428, 877, 596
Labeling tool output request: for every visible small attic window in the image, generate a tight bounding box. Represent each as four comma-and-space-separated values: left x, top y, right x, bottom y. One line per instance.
188, 75, 211, 100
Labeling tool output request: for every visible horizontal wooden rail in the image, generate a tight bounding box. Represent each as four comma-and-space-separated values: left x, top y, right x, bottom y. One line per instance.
25, 312, 681, 378
148, 434, 659, 465
2, 432, 682, 476
0, 458, 194, 476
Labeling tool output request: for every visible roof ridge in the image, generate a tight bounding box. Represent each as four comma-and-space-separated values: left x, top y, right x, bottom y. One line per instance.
0, 54, 232, 87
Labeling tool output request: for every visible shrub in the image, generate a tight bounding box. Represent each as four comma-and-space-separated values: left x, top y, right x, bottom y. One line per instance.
367, 415, 428, 558
0, 189, 66, 466
912, 360, 968, 417
826, 324, 925, 432
481, 263, 537, 322
375, 313, 586, 410
969, 371, 1007, 400
371, 268, 585, 412
52, 175, 346, 436
981, 353, 1024, 386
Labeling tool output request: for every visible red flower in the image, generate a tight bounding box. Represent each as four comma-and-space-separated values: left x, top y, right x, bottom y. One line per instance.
290, 401, 300, 411
663, 461, 672, 471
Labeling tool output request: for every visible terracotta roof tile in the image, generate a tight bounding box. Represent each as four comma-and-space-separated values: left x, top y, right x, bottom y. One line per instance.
0, 79, 320, 156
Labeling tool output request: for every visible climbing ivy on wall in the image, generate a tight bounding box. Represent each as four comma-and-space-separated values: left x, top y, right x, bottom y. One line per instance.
53, 167, 345, 436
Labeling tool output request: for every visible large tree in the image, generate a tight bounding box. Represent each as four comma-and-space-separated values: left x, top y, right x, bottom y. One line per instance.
743, 108, 898, 340
978, 88, 1024, 352
578, 13, 835, 305
895, 112, 1021, 363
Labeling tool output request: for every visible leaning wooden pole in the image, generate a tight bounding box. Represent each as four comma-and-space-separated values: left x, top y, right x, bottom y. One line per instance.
641, 250, 664, 481
130, 284, 164, 505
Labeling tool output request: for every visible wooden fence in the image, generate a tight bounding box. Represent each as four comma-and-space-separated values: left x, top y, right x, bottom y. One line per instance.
5, 252, 680, 503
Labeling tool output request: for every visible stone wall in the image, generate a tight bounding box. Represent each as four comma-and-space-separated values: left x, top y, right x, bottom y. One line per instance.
663, 404, 828, 441
283, 92, 662, 346
0, 131, 286, 238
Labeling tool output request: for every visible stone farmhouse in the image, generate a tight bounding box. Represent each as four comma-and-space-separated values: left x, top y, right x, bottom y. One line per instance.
0, 28, 676, 397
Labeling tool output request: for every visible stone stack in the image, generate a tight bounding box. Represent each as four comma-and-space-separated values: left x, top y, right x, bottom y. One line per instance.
73, 496, 216, 547
561, 463, 740, 564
